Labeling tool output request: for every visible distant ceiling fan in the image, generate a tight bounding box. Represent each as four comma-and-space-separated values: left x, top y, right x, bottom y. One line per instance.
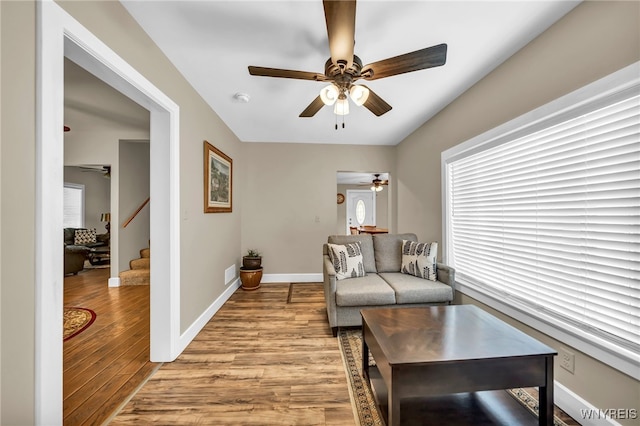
248, 0, 447, 119
359, 174, 388, 192
79, 165, 111, 178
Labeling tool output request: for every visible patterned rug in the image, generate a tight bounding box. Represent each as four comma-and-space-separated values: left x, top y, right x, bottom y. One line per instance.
63, 307, 96, 341
338, 329, 573, 426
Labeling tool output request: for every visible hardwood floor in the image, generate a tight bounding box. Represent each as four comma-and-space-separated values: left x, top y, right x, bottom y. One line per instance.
110, 282, 355, 425
64, 272, 354, 425
63, 268, 156, 425
65, 274, 577, 426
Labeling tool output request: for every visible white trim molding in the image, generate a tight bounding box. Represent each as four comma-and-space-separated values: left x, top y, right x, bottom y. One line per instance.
37, 1, 181, 423
261, 273, 324, 283
178, 279, 241, 353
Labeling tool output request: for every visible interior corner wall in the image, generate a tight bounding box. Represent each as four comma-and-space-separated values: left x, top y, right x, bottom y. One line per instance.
395, 1, 640, 423
1, 1, 37, 424
118, 141, 150, 273
240, 142, 396, 274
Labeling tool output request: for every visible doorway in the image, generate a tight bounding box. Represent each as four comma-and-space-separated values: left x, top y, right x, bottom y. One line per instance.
336, 171, 391, 235
38, 2, 180, 422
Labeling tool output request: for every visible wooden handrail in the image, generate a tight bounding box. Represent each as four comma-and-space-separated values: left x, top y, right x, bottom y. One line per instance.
122, 197, 150, 228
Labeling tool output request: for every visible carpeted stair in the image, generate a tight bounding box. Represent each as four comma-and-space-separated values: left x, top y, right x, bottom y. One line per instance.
119, 247, 150, 286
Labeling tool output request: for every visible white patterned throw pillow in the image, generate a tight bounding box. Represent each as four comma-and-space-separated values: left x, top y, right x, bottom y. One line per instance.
74, 228, 97, 245
328, 242, 365, 280
401, 240, 437, 281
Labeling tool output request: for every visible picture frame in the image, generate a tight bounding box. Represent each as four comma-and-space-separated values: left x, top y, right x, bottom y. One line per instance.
204, 141, 232, 213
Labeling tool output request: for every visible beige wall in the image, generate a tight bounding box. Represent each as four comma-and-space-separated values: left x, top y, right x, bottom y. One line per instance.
397, 1, 640, 424
240, 143, 395, 274
1, 2, 36, 423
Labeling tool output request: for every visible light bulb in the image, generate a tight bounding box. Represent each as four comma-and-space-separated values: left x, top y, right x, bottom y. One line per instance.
320, 84, 339, 106
349, 85, 370, 106
334, 98, 350, 115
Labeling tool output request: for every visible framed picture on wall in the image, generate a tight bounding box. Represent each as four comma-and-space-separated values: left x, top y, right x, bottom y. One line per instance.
204, 140, 232, 213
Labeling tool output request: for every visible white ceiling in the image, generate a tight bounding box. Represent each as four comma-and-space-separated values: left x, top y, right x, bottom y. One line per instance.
121, 0, 579, 146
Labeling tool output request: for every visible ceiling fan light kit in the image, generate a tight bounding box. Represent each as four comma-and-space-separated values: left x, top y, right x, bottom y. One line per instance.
248, 0, 447, 124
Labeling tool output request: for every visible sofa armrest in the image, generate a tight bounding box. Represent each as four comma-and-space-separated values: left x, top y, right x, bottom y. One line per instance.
436, 263, 456, 288
323, 253, 339, 333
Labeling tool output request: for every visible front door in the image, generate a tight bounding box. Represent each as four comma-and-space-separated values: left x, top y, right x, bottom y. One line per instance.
346, 190, 376, 234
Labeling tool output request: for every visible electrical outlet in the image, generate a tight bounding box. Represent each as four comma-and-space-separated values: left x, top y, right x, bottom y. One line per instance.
560, 348, 575, 374
224, 264, 236, 285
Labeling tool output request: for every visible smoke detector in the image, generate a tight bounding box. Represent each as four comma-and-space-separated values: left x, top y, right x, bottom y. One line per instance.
233, 92, 250, 103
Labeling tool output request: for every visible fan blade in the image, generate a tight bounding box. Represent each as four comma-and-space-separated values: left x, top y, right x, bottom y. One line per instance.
360, 85, 392, 116
248, 66, 328, 81
299, 96, 325, 117
323, 0, 356, 69
361, 43, 447, 81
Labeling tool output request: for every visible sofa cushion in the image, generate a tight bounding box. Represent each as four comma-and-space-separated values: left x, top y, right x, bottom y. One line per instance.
327, 242, 366, 280
373, 233, 418, 272
335, 274, 396, 307
401, 240, 437, 281
328, 234, 376, 273
379, 272, 453, 304
74, 228, 97, 245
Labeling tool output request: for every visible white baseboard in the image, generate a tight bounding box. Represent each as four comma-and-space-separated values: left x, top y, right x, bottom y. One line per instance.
177, 278, 241, 353
555, 381, 625, 426
108, 277, 120, 287
261, 273, 323, 283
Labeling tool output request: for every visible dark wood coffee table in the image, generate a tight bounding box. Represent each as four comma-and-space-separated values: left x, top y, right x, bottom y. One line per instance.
362, 305, 557, 426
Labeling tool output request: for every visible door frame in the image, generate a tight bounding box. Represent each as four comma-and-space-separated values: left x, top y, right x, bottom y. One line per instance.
37, 2, 181, 422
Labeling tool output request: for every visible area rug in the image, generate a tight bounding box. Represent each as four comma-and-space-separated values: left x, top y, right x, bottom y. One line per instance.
338, 329, 573, 426
63, 307, 96, 341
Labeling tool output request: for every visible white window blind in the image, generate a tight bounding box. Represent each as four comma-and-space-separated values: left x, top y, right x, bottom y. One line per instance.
447, 88, 640, 360
63, 183, 85, 228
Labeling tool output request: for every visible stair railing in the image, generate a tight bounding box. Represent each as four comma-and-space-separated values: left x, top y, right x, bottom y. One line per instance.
122, 197, 150, 228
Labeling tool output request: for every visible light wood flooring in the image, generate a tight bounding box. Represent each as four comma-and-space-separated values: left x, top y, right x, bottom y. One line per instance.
64, 270, 355, 425
63, 268, 155, 425
65, 271, 577, 426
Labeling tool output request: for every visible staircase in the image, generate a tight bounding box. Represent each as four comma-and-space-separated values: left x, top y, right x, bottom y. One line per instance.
119, 247, 150, 286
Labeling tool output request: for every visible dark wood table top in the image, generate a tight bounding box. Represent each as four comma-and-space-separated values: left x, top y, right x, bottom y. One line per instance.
361, 305, 556, 365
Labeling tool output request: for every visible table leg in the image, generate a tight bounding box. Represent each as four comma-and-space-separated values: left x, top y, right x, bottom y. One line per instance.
388, 373, 400, 426
362, 328, 369, 380
539, 355, 554, 426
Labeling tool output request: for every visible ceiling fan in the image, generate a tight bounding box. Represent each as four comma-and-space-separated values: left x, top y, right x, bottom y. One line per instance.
248, 0, 447, 119
79, 165, 111, 178
360, 173, 388, 192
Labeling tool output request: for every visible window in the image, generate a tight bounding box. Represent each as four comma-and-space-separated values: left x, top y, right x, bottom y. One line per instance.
355, 199, 366, 225
64, 183, 85, 228
442, 62, 639, 378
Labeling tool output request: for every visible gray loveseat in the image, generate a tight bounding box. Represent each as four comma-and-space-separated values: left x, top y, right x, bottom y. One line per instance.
323, 233, 455, 336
